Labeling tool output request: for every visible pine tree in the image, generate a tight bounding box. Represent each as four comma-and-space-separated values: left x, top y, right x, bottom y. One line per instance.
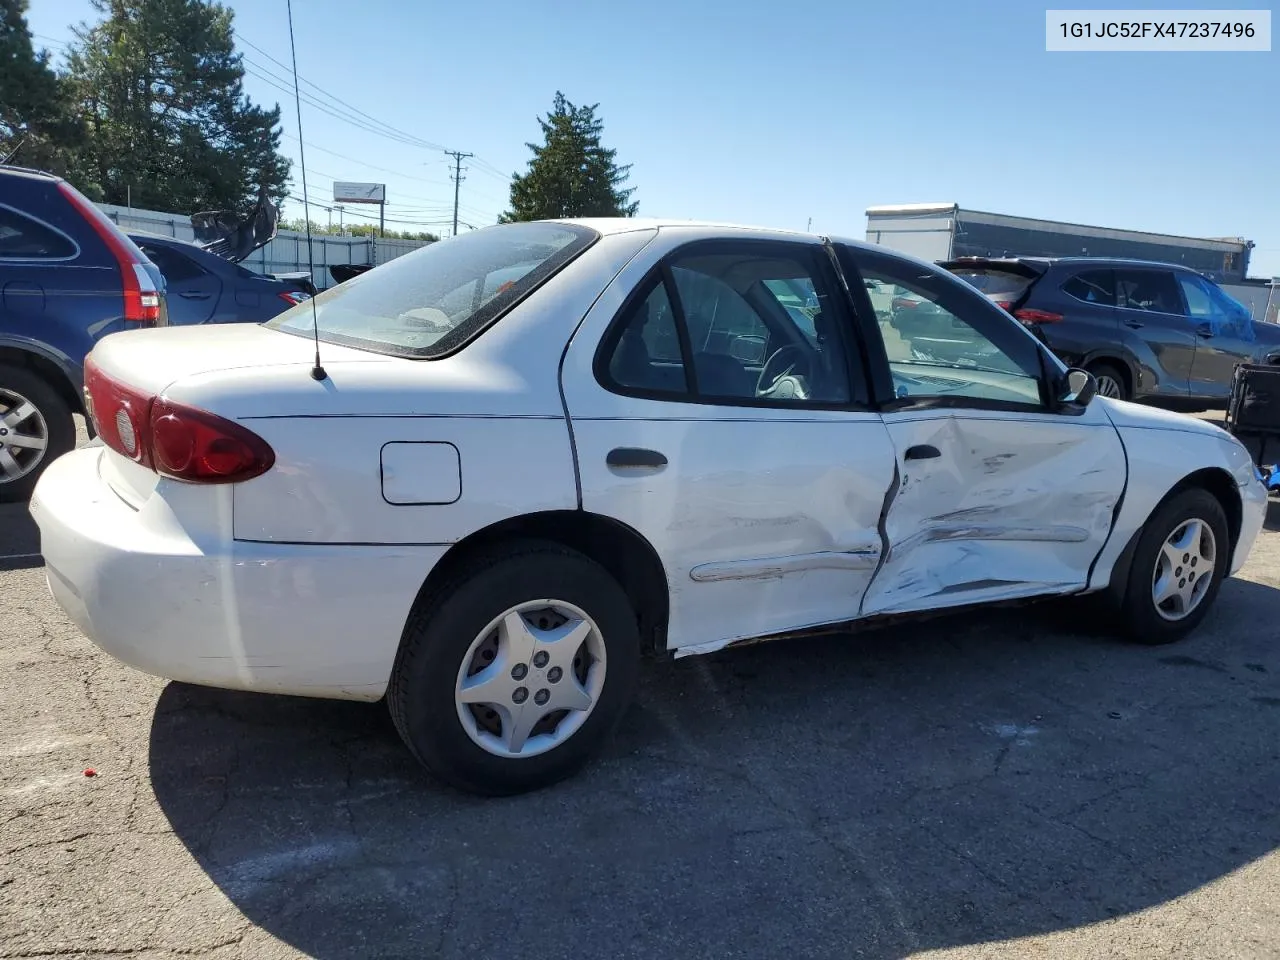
501, 92, 637, 222
0, 0, 84, 177
64, 0, 290, 212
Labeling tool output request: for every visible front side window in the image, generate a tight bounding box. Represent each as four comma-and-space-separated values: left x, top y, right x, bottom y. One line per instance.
266, 222, 597, 358
599, 243, 857, 407
1177, 272, 1255, 339
0, 207, 77, 259
1115, 269, 1184, 315
853, 250, 1046, 409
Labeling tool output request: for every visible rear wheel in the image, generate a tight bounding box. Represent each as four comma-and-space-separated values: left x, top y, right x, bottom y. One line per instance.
387, 541, 640, 795
1087, 361, 1128, 401
0, 364, 75, 504
1118, 488, 1229, 644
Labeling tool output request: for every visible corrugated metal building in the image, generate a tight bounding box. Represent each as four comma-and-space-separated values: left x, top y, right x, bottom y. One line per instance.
865, 203, 1253, 284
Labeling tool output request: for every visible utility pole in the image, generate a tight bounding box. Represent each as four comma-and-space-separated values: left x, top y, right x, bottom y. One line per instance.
445, 150, 473, 237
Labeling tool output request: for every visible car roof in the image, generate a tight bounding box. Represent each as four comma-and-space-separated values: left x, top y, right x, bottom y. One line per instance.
554, 217, 876, 253
946, 254, 1205, 273
0, 164, 61, 182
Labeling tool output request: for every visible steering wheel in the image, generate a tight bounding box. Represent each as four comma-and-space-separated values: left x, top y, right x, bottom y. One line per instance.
756, 344, 811, 400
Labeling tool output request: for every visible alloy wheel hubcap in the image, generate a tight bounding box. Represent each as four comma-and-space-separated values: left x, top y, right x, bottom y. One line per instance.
1094, 375, 1123, 399
454, 600, 606, 758
0, 389, 49, 484
1151, 517, 1216, 621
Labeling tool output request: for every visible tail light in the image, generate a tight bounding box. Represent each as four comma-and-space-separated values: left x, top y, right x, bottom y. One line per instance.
892, 297, 919, 310
278, 290, 311, 306
993, 300, 1014, 311
83, 356, 274, 484
1013, 308, 1064, 324
57, 182, 163, 326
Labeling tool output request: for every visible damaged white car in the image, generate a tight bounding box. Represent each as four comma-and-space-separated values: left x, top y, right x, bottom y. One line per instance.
30, 220, 1268, 795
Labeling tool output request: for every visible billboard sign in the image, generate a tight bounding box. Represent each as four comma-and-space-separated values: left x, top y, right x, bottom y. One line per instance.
333, 182, 386, 204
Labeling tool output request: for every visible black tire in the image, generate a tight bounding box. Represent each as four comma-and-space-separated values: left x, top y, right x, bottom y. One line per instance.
1087, 360, 1129, 402
1118, 488, 1230, 645
387, 540, 640, 796
0, 363, 76, 504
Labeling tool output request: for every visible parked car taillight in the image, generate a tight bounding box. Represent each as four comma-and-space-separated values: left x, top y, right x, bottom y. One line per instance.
277, 290, 311, 306
1013, 308, 1064, 324
83, 355, 274, 484
57, 183, 163, 326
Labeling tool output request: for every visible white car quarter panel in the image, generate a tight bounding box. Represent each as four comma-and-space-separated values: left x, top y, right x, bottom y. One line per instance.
1087, 399, 1268, 587
380, 441, 461, 505
862, 403, 1127, 615
232, 414, 577, 543
31, 447, 443, 700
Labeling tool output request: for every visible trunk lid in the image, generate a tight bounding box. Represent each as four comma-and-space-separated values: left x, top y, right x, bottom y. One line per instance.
88, 322, 387, 396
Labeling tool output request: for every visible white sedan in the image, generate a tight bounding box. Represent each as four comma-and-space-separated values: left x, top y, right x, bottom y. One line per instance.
30, 219, 1268, 795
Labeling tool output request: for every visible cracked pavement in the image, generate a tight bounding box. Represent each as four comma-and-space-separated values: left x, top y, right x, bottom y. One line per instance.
3, 422, 1280, 959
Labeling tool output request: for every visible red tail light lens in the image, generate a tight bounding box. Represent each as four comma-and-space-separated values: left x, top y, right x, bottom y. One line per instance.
149, 400, 275, 483
1013, 308, 1064, 324
892, 297, 919, 310
57, 182, 163, 326
278, 290, 311, 306
82, 355, 274, 484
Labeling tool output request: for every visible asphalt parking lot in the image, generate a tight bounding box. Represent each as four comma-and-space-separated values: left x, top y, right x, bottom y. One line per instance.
4, 423, 1280, 960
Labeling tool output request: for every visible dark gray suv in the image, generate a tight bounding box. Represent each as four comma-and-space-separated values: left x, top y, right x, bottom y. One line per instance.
938, 257, 1280, 409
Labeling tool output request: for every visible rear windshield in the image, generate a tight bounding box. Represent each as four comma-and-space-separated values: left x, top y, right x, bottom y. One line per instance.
947, 268, 1037, 306
266, 222, 598, 358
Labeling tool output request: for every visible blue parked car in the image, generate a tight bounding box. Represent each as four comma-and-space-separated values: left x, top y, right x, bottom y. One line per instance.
126, 232, 313, 327
0, 164, 167, 502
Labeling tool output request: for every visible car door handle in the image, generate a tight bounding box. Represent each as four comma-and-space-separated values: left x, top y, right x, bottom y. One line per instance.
606, 447, 667, 469
1122, 319, 1144, 329
904, 444, 941, 461
179, 291, 212, 300
1196, 323, 1215, 338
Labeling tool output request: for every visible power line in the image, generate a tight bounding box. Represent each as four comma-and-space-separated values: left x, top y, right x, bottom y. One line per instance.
235, 34, 448, 152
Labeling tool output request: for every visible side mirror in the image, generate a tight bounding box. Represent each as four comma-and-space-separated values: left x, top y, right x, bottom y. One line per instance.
1057, 367, 1097, 410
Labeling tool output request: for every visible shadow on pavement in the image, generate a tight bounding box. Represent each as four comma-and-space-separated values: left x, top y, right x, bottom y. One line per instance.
149, 579, 1280, 959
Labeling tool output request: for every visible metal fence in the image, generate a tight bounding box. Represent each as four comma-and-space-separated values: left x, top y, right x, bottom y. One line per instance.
97, 203, 430, 290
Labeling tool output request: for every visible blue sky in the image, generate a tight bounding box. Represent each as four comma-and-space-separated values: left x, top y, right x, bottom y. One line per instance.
26, 0, 1280, 277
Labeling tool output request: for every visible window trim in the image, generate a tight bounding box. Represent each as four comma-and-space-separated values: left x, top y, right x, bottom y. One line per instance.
838, 244, 1057, 415
0, 203, 81, 263
592, 238, 871, 411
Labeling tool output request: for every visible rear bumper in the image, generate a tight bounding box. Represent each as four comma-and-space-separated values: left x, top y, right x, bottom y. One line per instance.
29, 447, 446, 701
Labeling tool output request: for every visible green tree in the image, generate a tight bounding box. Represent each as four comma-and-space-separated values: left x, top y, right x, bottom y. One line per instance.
501, 91, 637, 222
0, 0, 86, 180
63, 0, 290, 213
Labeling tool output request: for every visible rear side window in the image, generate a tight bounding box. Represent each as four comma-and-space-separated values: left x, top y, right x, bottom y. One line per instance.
0, 206, 77, 259
1115, 269, 1184, 314
137, 243, 206, 283
266, 222, 597, 358
1062, 269, 1116, 305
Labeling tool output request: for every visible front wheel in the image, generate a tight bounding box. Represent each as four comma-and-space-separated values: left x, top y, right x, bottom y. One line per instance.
1087, 361, 1128, 401
0, 364, 76, 504
1118, 488, 1230, 644
387, 541, 640, 795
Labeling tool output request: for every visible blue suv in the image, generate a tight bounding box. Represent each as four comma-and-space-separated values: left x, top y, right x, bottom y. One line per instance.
0, 165, 167, 502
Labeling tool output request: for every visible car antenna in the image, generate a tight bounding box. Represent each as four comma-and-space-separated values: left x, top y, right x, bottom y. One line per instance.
285, 0, 326, 381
